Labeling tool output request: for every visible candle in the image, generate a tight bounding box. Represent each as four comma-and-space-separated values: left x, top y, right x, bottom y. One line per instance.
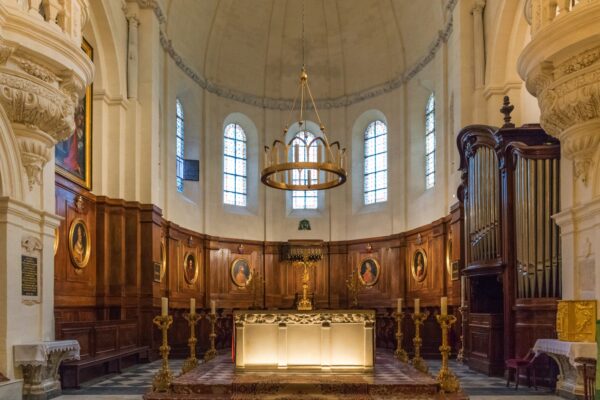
441, 296, 448, 316
461, 276, 466, 307
397, 298, 403, 313
414, 298, 420, 315
211, 300, 216, 315
190, 298, 196, 315
161, 297, 168, 316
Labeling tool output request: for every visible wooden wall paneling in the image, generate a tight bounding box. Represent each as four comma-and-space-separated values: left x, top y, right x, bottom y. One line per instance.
327, 242, 347, 309
54, 175, 97, 310
122, 202, 142, 321
264, 242, 282, 308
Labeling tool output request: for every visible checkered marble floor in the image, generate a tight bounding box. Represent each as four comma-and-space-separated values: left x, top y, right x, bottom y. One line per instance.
58, 351, 561, 398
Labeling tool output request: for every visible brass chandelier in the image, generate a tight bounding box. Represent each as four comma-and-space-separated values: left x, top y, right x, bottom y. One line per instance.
261, 2, 347, 191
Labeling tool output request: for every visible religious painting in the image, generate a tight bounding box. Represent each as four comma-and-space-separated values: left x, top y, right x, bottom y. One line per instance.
183, 252, 198, 285
358, 258, 380, 287
68, 218, 91, 270
412, 249, 427, 282
231, 258, 252, 288
55, 38, 93, 189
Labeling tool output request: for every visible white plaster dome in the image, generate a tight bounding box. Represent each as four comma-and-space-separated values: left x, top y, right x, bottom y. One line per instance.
165, 0, 445, 104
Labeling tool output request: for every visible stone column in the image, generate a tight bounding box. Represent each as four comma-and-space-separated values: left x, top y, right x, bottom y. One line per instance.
471, 0, 486, 121
0, 0, 93, 393
518, 1, 600, 396
126, 14, 140, 99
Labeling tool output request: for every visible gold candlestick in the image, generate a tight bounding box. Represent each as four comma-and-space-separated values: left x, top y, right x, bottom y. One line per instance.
181, 312, 202, 374
204, 312, 217, 362
152, 315, 173, 392
436, 313, 460, 393
456, 306, 466, 363
394, 311, 408, 363
411, 310, 430, 373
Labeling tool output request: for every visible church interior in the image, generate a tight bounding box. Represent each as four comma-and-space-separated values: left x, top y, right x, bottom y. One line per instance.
0, 0, 599, 399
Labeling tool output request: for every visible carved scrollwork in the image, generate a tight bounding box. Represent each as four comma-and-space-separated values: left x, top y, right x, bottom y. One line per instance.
235, 311, 375, 325
13, 57, 59, 83
0, 70, 75, 140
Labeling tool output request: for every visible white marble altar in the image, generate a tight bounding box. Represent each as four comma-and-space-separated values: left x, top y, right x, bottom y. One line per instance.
533, 338, 596, 399
234, 310, 375, 371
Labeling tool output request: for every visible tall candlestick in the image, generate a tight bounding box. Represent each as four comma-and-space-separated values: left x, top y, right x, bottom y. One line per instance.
161, 297, 168, 316
210, 300, 216, 315
397, 298, 403, 313
190, 298, 195, 315
441, 296, 448, 316
414, 298, 420, 315
461, 276, 466, 307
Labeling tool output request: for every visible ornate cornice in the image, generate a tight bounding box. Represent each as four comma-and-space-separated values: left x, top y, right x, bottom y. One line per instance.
234, 311, 375, 325
143, 0, 458, 110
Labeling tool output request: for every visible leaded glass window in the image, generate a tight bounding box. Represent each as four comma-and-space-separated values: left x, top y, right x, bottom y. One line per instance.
223, 123, 247, 206
364, 120, 388, 205
291, 131, 318, 210
176, 99, 184, 192
425, 94, 436, 189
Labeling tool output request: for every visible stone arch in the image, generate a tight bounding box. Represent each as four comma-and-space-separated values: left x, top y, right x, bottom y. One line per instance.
0, 107, 25, 200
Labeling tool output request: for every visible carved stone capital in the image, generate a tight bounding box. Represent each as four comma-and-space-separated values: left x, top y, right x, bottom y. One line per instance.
13, 124, 55, 190
560, 120, 600, 186
472, 0, 486, 14
0, 70, 75, 141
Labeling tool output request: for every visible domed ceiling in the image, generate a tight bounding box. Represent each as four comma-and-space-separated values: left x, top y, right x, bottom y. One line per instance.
165, 0, 445, 104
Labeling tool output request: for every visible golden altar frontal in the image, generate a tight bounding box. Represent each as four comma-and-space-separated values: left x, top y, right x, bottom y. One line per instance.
234, 310, 375, 371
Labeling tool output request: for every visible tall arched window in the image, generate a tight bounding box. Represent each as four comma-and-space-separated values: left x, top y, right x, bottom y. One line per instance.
176, 98, 184, 192
223, 123, 247, 206
292, 131, 318, 210
425, 93, 436, 189
364, 120, 388, 204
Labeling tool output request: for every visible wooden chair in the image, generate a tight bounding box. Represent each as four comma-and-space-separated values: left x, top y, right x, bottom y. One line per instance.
575, 357, 596, 400
505, 348, 537, 390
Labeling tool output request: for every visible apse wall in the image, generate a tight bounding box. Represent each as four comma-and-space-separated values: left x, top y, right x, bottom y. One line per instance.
85, 0, 541, 243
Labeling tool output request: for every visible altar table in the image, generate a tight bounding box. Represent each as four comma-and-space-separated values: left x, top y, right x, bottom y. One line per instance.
533, 338, 596, 399
233, 310, 375, 371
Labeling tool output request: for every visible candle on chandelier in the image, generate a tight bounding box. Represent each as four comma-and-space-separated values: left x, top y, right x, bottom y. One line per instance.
190, 298, 196, 315
161, 297, 168, 317
397, 298, 403, 314
441, 296, 448, 316
211, 300, 216, 315
414, 298, 420, 315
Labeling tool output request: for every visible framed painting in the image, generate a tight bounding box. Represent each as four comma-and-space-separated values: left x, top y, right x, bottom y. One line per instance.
183, 252, 198, 285
55, 38, 92, 189
412, 248, 427, 282
231, 258, 252, 288
68, 218, 91, 270
358, 258, 380, 287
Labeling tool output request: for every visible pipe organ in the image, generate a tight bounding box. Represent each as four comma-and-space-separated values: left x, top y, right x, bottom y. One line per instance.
457, 97, 561, 377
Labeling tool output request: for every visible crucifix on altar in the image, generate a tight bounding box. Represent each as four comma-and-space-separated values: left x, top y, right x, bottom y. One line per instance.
285, 241, 323, 311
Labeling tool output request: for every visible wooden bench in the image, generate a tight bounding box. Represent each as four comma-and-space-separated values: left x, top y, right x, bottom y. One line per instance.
56, 319, 149, 389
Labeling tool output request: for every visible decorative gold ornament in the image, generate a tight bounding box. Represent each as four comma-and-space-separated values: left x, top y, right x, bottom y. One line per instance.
556, 300, 596, 342
394, 311, 409, 363
261, 1, 346, 192
204, 312, 217, 362
436, 313, 460, 393
152, 315, 173, 392
181, 311, 201, 374
288, 247, 322, 311
68, 218, 91, 270
411, 310, 430, 373
345, 267, 359, 308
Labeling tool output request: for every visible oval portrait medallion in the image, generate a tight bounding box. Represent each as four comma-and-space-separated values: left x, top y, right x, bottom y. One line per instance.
183, 252, 198, 285
231, 258, 252, 288
68, 218, 91, 269
358, 258, 380, 287
412, 248, 427, 282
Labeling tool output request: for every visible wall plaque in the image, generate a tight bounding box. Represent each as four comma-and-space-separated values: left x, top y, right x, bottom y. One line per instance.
153, 262, 162, 283
21, 255, 38, 297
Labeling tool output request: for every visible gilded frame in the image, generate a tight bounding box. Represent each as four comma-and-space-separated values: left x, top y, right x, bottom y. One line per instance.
411, 248, 427, 282
68, 218, 91, 269
357, 257, 380, 287
230, 258, 252, 288
55, 38, 93, 189
446, 238, 453, 276
159, 240, 167, 282
53, 227, 59, 256
183, 252, 198, 285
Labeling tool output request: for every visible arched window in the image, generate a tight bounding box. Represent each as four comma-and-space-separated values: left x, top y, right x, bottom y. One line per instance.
364, 120, 388, 204
291, 131, 318, 210
425, 93, 436, 189
176, 99, 184, 192
223, 123, 247, 206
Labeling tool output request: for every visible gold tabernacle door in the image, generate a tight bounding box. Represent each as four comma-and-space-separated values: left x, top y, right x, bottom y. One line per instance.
233, 310, 375, 372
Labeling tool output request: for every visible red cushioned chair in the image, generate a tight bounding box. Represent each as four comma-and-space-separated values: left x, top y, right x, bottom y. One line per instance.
505, 348, 537, 390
